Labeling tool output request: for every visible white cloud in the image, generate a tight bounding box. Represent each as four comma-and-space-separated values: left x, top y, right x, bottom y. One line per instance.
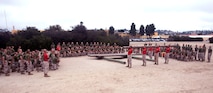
0, 0, 213, 31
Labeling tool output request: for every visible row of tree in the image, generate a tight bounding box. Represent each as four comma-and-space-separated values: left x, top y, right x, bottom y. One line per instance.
0, 22, 129, 51
109, 23, 156, 37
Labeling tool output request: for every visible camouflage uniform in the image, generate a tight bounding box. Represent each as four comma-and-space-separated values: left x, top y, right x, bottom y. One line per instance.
51, 43, 55, 50
207, 46, 212, 62
25, 50, 33, 75
194, 45, 198, 61
0, 49, 2, 74
198, 46, 202, 61
2, 55, 10, 76
11, 52, 19, 72
203, 45, 206, 61
50, 50, 57, 70
19, 53, 25, 74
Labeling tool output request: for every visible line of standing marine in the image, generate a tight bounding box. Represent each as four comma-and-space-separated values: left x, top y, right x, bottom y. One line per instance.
126, 43, 212, 68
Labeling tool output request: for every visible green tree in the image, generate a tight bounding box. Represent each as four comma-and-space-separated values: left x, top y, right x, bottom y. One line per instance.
130, 23, 136, 36
145, 24, 155, 37
7, 36, 27, 50
30, 35, 52, 50
139, 25, 145, 36
0, 32, 11, 48
72, 21, 87, 34
109, 26, 115, 34
17, 27, 40, 39
46, 25, 63, 31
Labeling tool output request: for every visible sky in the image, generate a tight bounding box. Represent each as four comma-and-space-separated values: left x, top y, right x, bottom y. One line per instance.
0, 0, 213, 31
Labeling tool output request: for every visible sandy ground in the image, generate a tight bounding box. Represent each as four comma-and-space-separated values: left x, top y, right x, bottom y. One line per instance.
0, 41, 213, 93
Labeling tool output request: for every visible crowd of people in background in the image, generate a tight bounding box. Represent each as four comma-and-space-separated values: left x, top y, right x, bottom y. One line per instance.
170, 44, 212, 62
0, 46, 60, 77
52, 41, 212, 68
51, 42, 126, 57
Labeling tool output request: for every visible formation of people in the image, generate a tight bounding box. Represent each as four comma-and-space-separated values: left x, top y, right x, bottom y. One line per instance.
52, 42, 125, 57
1, 42, 212, 76
171, 44, 212, 62
0, 46, 60, 77
0, 41, 125, 77
127, 43, 212, 68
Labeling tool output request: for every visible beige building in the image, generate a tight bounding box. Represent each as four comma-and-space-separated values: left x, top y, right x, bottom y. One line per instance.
11, 26, 18, 34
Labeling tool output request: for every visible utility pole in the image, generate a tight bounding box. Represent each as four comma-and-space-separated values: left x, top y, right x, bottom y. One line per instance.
4, 10, 8, 30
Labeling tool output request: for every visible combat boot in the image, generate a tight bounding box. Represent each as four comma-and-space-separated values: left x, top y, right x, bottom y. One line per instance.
44, 74, 50, 77
21, 72, 25, 75
28, 72, 33, 75
5, 73, 10, 76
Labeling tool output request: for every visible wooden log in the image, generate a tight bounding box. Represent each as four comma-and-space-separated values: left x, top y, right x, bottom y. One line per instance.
123, 45, 176, 49
103, 58, 126, 64
88, 53, 127, 57
132, 56, 155, 62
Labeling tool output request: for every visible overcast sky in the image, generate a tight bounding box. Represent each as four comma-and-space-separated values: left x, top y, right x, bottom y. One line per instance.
0, 0, 213, 31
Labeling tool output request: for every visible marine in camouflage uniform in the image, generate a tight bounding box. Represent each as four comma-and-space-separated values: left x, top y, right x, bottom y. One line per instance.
35, 50, 42, 72
11, 52, 19, 72
61, 42, 67, 57
25, 49, 33, 75
207, 46, 212, 62
17, 48, 25, 74
2, 55, 10, 76
51, 42, 55, 50
194, 45, 198, 61
2, 49, 10, 76
203, 44, 206, 61
19, 54, 25, 74
50, 49, 57, 70
56, 50, 60, 69
187, 45, 193, 61
6, 47, 13, 72
176, 44, 181, 60
0, 49, 3, 74
198, 46, 201, 61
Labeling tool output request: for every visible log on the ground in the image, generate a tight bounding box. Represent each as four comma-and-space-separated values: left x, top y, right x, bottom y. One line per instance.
123, 45, 176, 49
103, 58, 126, 64
132, 56, 155, 62
88, 53, 128, 59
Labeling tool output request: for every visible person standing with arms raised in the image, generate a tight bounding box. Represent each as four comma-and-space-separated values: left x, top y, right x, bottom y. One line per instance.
126, 46, 133, 68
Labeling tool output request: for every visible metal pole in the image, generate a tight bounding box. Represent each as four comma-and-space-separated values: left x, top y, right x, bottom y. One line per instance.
4, 10, 8, 29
